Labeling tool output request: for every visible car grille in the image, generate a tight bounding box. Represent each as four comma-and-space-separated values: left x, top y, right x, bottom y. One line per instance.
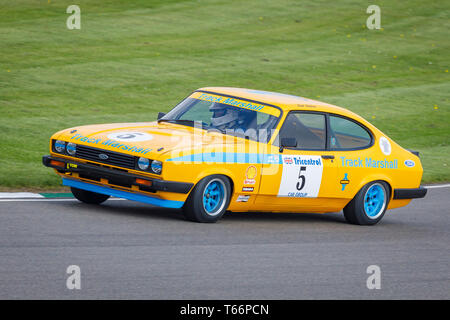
75, 145, 136, 169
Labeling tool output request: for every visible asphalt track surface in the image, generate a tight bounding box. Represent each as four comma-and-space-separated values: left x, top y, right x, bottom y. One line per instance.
0, 187, 448, 299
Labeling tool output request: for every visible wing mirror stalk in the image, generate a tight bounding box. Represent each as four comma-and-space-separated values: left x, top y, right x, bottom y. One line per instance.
157, 112, 166, 120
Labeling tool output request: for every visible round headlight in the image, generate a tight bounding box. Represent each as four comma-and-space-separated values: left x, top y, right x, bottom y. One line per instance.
151, 160, 162, 174
54, 140, 66, 153
138, 157, 150, 170
66, 142, 76, 155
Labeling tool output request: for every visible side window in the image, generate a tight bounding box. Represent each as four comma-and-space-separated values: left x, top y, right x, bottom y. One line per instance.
329, 115, 371, 149
278, 112, 326, 150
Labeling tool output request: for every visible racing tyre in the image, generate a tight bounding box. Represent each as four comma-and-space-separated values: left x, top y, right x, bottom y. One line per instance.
183, 175, 231, 223
71, 187, 110, 205
343, 181, 390, 225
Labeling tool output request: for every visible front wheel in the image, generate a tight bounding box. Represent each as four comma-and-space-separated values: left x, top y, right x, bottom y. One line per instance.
183, 175, 231, 223
71, 187, 110, 205
343, 181, 390, 225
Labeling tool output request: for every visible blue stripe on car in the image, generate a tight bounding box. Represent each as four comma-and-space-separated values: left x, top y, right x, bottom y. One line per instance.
167, 153, 282, 164
62, 178, 184, 208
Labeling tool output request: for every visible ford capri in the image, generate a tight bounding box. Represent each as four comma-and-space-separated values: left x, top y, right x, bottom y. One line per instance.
43, 87, 426, 225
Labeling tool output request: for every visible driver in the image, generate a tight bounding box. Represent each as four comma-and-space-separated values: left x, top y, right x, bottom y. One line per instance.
209, 103, 243, 131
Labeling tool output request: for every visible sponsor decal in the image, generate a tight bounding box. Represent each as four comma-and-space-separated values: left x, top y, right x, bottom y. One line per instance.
236, 195, 250, 202
340, 173, 350, 191
246, 165, 257, 179
192, 92, 281, 117
278, 155, 323, 198
242, 187, 254, 192
107, 131, 153, 142
70, 135, 101, 144
197, 93, 263, 112
404, 160, 415, 167
340, 156, 398, 169
66, 163, 78, 169
70, 134, 152, 154
244, 165, 257, 185
379, 137, 391, 156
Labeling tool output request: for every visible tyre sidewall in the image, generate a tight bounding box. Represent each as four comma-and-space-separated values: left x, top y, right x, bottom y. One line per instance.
71, 187, 110, 204
184, 175, 231, 223
353, 181, 390, 225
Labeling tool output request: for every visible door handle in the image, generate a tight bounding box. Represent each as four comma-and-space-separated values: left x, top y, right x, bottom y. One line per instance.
321, 155, 335, 159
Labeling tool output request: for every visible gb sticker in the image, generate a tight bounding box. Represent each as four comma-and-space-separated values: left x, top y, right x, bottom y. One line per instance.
278, 155, 324, 198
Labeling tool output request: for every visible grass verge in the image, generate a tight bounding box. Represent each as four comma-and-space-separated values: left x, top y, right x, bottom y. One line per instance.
0, 0, 448, 187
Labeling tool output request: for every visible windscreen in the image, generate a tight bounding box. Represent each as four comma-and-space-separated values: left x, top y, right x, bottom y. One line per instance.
161, 92, 281, 143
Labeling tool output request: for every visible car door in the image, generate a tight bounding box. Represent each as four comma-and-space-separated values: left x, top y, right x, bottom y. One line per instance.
255, 111, 342, 211
327, 114, 375, 199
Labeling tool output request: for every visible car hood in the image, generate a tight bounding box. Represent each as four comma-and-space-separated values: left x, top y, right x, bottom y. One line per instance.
54, 121, 242, 160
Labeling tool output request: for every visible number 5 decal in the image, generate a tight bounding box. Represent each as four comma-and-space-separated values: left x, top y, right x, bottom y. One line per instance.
278, 156, 323, 198
296, 166, 306, 191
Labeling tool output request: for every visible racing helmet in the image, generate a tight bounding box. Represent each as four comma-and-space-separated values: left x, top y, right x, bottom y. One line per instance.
209, 103, 239, 127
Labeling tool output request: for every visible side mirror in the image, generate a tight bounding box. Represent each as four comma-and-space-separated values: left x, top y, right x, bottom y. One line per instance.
279, 137, 297, 153
157, 112, 166, 120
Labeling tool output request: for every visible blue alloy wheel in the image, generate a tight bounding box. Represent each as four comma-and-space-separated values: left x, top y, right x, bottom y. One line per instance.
183, 175, 231, 223
202, 179, 226, 216
363, 183, 387, 219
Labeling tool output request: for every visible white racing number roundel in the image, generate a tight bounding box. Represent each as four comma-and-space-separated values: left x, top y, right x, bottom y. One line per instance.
107, 131, 153, 142
379, 137, 391, 156
278, 155, 324, 198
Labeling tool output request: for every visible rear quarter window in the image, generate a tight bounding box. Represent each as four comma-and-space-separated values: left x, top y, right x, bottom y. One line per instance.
329, 115, 372, 150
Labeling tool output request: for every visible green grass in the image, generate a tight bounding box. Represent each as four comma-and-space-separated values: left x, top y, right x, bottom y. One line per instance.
0, 0, 449, 188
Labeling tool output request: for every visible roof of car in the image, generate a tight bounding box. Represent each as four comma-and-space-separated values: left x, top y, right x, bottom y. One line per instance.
197, 87, 351, 115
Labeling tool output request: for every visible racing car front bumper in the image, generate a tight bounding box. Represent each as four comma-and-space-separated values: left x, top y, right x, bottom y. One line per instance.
42, 155, 194, 208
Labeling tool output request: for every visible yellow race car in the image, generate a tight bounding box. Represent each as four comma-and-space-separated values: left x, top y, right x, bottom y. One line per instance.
43, 87, 427, 225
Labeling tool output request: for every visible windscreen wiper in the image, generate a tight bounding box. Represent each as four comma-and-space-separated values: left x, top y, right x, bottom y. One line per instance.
157, 119, 208, 129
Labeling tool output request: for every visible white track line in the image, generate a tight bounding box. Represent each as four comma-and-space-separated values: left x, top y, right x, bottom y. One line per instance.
0, 192, 44, 199
424, 184, 450, 189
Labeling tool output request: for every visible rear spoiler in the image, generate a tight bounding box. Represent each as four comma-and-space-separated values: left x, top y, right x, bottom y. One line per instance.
407, 149, 419, 157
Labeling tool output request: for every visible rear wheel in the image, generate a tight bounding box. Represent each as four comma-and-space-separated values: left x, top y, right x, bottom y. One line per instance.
71, 187, 110, 205
343, 181, 390, 225
183, 175, 231, 223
